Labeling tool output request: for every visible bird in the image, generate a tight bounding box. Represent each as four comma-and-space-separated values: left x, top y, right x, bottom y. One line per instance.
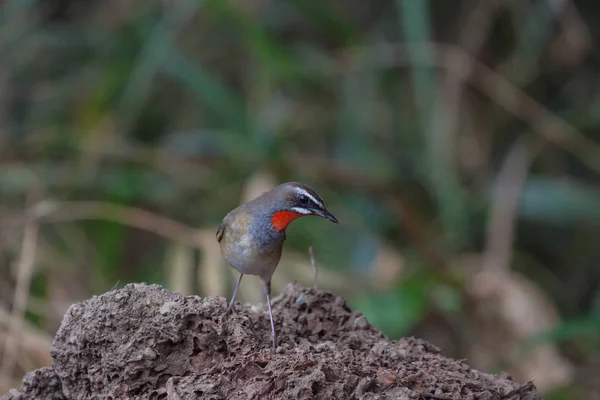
216, 181, 338, 350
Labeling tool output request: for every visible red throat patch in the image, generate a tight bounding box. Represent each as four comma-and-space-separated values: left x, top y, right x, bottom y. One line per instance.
271, 211, 303, 232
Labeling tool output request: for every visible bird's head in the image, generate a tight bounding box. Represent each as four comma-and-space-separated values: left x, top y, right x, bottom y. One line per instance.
263, 182, 338, 232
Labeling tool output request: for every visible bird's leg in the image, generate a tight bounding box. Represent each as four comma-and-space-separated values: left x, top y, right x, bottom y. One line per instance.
265, 280, 277, 351
225, 273, 243, 315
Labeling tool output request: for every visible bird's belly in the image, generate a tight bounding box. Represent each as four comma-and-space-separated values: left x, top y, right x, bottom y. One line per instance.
222, 233, 282, 281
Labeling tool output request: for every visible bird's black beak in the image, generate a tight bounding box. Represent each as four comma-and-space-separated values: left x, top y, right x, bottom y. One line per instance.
317, 208, 338, 224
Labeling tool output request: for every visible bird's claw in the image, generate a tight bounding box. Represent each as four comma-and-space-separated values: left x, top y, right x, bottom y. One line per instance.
224, 303, 237, 316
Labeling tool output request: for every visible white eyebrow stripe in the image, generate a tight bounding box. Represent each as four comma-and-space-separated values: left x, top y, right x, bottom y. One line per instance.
293, 187, 323, 208
290, 207, 312, 214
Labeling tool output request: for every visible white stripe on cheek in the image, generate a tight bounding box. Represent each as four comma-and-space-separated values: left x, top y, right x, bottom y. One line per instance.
293, 187, 323, 208
290, 207, 312, 214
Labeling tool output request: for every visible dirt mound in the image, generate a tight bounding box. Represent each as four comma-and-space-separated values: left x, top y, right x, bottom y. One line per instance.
2, 283, 540, 399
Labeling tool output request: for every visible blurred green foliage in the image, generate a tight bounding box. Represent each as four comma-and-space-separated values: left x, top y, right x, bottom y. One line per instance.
1, 0, 600, 397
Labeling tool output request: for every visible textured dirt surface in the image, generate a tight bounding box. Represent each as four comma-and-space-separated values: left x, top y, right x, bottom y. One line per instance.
2, 283, 541, 399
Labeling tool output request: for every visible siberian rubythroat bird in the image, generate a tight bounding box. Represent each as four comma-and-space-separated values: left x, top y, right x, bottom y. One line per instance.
216, 182, 338, 350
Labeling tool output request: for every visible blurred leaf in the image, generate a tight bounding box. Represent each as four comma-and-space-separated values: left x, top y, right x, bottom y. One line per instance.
85, 220, 126, 284
522, 314, 600, 348
545, 385, 588, 400
518, 178, 600, 225
335, 70, 395, 181
504, 0, 556, 84
354, 273, 432, 338
0, 0, 37, 50
396, 0, 437, 127
397, 0, 468, 248
119, 0, 204, 130
289, 0, 358, 46
205, 0, 302, 81
430, 283, 461, 313
160, 130, 223, 158
163, 51, 264, 161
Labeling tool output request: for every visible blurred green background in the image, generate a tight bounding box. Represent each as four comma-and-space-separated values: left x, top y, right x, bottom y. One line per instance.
1, 0, 599, 398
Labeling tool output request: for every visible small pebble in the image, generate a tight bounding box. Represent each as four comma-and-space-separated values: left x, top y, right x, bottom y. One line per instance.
296, 294, 308, 305
315, 341, 336, 352
159, 301, 176, 315
143, 347, 157, 360
354, 315, 369, 330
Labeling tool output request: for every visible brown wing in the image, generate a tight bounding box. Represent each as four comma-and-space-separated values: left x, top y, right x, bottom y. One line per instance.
216, 222, 225, 243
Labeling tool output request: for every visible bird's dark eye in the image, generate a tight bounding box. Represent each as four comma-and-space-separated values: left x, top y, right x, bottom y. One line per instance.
299, 194, 309, 205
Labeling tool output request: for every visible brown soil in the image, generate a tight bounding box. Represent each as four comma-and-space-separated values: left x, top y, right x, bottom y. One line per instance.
2, 283, 541, 399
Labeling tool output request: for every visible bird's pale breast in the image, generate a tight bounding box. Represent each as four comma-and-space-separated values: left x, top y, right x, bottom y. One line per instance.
219, 208, 283, 281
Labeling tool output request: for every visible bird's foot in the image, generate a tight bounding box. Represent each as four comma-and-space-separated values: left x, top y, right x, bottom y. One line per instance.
224, 302, 237, 316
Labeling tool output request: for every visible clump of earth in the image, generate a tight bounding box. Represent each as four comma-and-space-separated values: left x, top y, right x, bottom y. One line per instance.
2, 283, 540, 399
